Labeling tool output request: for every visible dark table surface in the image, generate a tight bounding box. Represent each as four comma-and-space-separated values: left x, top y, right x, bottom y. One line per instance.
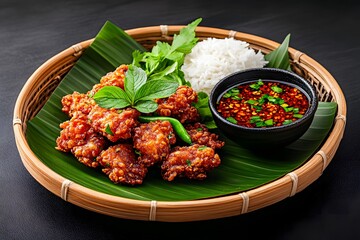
1, 0, 360, 239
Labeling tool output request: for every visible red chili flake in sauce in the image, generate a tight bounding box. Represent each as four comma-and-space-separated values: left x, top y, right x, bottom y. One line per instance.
216, 79, 309, 128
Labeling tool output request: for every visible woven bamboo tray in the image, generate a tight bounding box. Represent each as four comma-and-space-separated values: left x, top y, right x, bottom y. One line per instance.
13, 25, 347, 222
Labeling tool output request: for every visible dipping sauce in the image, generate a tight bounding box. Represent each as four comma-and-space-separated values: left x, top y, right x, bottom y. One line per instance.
216, 79, 309, 128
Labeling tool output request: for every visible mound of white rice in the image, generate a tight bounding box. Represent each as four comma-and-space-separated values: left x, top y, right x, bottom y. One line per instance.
181, 37, 268, 95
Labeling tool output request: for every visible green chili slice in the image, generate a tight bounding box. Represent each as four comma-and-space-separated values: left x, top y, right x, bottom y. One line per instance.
264, 119, 274, 126
226, 116, 238, 124
283, 119, 293, 125
271, 86, 283, 93
247, 99, 258, 105
138, 116, 192, 145
250, 116, 261, 123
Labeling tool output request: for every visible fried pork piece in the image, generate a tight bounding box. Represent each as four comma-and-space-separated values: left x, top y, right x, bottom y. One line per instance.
71, 130, 106, 168
133, 120, 176, 167
61, 91, 96, 117
185, 122, 225, 150
55, 115, 106, 168
56, 115, 91, 151
161, 144, 221, 181
156, 85, 200, 123
88, 105, 140, 142
88, 64, 128, 96
97, 144, 147, 185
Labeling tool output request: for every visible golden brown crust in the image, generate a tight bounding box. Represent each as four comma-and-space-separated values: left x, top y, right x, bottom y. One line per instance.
161, 144, 221, 181
97, 144, 147, 185
88, 105, 140, 142
56, 117, 92, 152
133, 120, 176, 167
61, 91, 96, 117
156, 85, 200, 123
71, 130, 106, 168
55, 116, 106, 168
185, 122, 225, 150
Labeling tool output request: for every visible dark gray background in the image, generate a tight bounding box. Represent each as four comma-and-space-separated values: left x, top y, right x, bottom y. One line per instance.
1, 0, 360, 239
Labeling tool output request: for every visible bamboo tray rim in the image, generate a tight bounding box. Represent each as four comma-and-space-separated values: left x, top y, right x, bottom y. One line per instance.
13, 24, 347, 222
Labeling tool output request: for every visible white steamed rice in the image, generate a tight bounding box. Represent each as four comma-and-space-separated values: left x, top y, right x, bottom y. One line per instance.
181, 37, 268, 95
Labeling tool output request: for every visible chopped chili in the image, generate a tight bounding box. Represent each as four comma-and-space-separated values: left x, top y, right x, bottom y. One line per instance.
216, 79, 309, 128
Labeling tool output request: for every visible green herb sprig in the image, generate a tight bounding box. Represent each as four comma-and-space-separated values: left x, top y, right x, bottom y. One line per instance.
93, 65, 179, 113
132, 18, 202, 85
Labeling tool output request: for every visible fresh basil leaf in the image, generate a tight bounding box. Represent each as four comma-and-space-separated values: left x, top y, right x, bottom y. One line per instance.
265, 33, 291, 71
94, 98, 130, 109
135, 79, 179, 101
93, 86, 130, 109
124, 65, 147, 103
134, 100, 158, 113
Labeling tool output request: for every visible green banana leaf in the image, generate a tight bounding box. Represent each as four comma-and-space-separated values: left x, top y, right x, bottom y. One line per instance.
26, 21, 337, 201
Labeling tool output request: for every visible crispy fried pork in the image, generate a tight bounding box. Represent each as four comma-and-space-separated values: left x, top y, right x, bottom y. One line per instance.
156, 85, 200, 123
133, 120, 176, 167
161, 144, 221, 181
97, 144, 147, 185
88, 105, 140, 142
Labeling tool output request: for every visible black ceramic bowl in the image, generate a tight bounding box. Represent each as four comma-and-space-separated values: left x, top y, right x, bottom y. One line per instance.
209, 68, 318, 147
